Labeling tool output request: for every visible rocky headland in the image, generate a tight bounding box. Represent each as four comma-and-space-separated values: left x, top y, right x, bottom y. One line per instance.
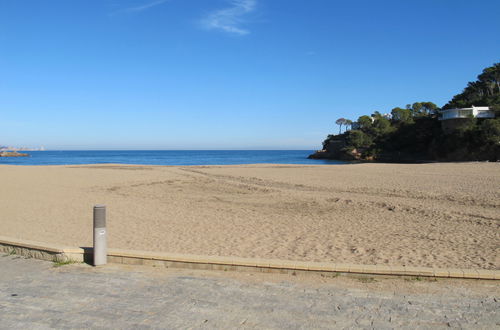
0, 151, 29, 157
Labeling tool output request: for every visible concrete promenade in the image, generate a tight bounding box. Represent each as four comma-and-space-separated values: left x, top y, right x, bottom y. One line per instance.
0, 254, 498, 329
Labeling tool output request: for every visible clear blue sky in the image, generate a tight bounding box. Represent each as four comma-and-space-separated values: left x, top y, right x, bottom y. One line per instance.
1, 0, 499, 150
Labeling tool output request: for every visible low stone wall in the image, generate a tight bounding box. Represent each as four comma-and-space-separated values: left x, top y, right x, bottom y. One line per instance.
0, 236, 498, 280
0, 236, 84, 263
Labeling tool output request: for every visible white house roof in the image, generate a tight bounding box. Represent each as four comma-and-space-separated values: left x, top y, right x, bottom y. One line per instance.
441, 106, 490, 112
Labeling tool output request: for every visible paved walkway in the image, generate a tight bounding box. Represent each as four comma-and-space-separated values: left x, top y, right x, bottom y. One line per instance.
0, 254, 498, 329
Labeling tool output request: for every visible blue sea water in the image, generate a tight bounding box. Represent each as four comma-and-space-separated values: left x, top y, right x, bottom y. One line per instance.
0, 150, 346, 166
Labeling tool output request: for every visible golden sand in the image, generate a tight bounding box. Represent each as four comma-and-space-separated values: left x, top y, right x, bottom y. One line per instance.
0, 163, 498, 269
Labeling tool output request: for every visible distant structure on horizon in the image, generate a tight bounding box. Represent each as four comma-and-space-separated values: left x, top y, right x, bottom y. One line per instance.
0, 146, 45, 152
439, 106, 495, 121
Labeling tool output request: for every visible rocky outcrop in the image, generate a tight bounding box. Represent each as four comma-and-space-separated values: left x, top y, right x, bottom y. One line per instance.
308, 139, 346, 160
308, 136, 370, 161
0, 151, 29, 157
341, 148, 372, 161
308, 149, 333, 159
308, 148, 364, 161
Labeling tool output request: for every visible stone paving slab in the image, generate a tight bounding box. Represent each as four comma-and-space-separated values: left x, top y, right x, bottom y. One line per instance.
0, 254, 499, 329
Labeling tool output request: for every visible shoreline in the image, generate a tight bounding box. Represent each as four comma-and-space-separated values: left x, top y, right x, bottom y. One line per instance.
1, 163, 498, 270
1, 159, 497, 167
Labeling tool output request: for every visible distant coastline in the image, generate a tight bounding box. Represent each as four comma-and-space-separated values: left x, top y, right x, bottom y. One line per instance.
0, 146, 45, 152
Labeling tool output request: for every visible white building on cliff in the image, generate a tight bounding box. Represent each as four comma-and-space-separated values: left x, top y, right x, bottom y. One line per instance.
439, 106, 495, 120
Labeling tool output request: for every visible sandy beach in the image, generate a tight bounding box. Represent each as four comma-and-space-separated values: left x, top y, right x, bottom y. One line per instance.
0, 163, 498, 270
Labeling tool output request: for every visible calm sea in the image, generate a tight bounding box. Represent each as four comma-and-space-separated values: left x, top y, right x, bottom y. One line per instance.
0, 150, 346, 166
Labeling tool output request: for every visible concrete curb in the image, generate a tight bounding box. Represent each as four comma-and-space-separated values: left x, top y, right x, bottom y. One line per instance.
1, 236, 498, 280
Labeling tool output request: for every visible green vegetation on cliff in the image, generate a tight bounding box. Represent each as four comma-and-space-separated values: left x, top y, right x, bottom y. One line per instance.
312, 63, 500, 162
444, 63, 500, 110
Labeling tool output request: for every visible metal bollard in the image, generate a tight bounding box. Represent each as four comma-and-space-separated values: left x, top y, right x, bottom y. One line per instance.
93, 205, 107, 266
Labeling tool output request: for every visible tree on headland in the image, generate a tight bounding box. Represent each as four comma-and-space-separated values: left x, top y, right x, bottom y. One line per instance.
344, 119, 353, 131
444, 63, 500, 109
357, 115, 373, 130
335, 118, 347, 134
412, 102, 438, 117
391, 107, 413, 123
371, 111, 383, 119
345, 130, 372, 149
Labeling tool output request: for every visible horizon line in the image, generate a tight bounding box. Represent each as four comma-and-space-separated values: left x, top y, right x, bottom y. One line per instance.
25, 148, 316, 151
